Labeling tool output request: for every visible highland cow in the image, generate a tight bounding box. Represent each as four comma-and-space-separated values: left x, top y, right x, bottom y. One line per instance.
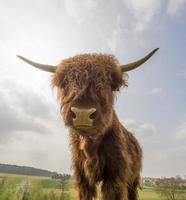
17, 48, 159, 200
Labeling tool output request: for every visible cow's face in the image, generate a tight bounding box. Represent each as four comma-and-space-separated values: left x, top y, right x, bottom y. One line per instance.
17, 49, 158, 137
52, 54, 127, 136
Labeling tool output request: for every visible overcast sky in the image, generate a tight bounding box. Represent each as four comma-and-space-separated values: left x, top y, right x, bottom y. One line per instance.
0, 0, 186, 177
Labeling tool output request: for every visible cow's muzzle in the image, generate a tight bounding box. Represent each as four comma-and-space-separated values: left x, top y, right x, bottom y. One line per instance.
70, 107, 96, 128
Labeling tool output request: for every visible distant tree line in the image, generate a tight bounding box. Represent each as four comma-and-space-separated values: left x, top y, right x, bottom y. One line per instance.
0, 164, 71, 180
143, 175, 186, 200
142, 175, 186, 189
51, 172, 71, 180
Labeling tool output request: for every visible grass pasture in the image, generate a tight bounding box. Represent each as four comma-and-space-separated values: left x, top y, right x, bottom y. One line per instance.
0, 173, 70, 199
139, 187, 186, 200
139, 187, 159, 200
0, 173, 186, 200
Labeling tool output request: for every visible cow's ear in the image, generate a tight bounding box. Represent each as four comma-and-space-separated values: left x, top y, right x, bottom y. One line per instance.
110, 69, 124, 91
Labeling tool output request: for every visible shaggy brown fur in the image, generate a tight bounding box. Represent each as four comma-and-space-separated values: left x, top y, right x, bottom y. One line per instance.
52, 54, 142, 200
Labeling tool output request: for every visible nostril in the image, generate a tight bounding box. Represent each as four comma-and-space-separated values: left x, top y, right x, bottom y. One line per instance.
70, 110, 76, 119
89, 111, 97, 120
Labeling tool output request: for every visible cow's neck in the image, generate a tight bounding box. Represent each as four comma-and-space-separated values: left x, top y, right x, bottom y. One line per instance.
77, 110, 119, 153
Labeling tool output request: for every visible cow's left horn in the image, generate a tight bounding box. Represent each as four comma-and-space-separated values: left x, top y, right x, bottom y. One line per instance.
120, 48, 159, 72
17, 55, 57, 73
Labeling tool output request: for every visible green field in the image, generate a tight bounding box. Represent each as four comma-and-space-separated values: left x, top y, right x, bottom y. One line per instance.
0, 173, 186, 200
139, 187, 159, 200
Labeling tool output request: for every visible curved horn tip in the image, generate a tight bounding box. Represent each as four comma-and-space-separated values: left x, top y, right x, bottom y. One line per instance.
16, 54, 57, 73
148, 48, 160, 57
16, 55, 28, 61
152, 48, 159, 53
120, 48, 160, 72
17, 55, 24, 59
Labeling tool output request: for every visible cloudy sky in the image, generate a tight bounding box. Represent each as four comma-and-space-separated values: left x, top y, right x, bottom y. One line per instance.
0, 0, 185, 177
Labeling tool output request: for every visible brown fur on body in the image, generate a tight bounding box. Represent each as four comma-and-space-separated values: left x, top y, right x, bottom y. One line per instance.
52, 54, 142, 200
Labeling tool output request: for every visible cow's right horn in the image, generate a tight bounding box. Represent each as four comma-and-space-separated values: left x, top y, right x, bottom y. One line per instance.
120, 48, 159, 72
17, 55, 57, 73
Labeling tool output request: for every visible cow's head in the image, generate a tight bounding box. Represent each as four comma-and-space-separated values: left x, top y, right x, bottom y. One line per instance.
17, 48, 158, 137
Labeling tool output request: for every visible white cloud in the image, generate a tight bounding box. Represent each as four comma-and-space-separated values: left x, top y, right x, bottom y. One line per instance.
176, 121, 186, 140
0, 129, 71, 173
123, 0, 161, 33
177, 69, 186, 79
143, 144, 186, 177
147, 87, 162, 95
167, 0, 186, 17
0, 77, 72, 173
124, 119, 156, 141
108, 27, 123, 53
64, 0, 97, 24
